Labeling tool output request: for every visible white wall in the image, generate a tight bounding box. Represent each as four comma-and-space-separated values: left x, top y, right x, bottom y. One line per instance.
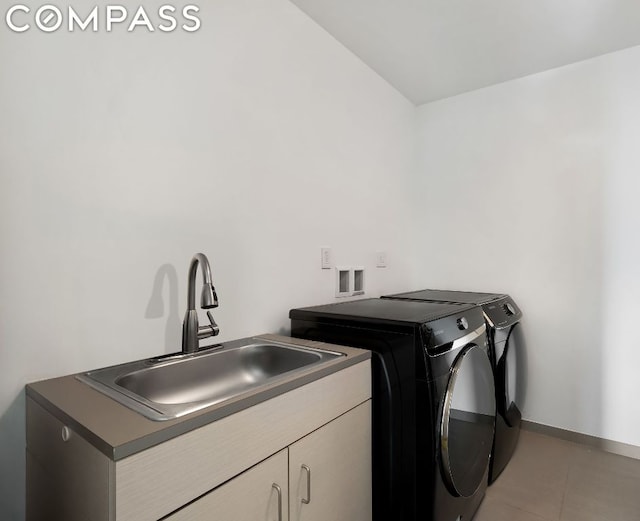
6, 3, 640, 519
415, 45, 640, 449
0, 1, 416, 518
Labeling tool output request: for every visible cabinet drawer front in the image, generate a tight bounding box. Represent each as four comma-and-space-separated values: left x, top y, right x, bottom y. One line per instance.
165, 449, 288, 521
116, 360, 371, 521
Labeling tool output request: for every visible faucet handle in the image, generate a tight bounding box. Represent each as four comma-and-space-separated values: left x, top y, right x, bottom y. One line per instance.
206, 311, 220, 336
197, 310, 220, 339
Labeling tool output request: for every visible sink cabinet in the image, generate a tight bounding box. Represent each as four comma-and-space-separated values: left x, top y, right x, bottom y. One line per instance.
165, 400, 371, 521
26, 359, 371, 521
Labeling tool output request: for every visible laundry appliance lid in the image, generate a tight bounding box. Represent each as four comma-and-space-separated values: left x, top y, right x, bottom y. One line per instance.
384, 289, 505, 306
289, 297, 474, 326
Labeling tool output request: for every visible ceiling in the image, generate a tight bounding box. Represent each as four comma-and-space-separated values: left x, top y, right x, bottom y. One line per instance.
289, 0, 640, 105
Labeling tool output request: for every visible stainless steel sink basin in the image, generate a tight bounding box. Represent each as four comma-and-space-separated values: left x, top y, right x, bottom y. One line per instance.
77, 340, 344, 421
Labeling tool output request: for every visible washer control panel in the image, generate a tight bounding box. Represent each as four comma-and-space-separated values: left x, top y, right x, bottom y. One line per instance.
421, 307, 486, 356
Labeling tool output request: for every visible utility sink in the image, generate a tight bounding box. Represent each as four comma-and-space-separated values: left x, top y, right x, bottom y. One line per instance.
77, 339, 344, 421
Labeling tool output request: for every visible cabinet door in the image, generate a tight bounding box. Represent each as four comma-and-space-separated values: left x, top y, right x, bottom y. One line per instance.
289, 401, 371, 521
165, 449, 288, 521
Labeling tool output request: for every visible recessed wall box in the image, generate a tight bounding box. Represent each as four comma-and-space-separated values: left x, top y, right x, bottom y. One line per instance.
353, 267, 365, 295
335, 267, 351, 298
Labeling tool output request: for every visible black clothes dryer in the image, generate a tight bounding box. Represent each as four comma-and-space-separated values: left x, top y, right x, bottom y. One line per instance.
290, 298, 495, 521
383, 289, 525, 484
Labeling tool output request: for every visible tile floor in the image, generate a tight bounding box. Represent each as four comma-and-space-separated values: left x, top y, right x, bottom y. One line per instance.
474, 429, 640, 521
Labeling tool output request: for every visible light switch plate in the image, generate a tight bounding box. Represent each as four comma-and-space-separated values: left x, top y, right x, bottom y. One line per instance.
321, 247, 333, 269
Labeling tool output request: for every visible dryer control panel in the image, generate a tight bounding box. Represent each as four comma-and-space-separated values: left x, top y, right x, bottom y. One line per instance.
483, 296, 522, 330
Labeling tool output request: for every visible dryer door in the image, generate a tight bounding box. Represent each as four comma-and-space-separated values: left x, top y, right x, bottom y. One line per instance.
440, 345, 495, 497
498, 322, 525, 427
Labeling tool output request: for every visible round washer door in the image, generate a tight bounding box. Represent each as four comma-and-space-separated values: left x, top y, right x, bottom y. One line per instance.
441, 345, 496, 497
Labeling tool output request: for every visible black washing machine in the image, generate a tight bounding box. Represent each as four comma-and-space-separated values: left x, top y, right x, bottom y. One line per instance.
290, 298, 495, 521
383, 289, 525, 484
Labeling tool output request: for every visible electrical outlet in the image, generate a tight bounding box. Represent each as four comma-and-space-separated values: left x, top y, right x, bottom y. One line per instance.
376, 251, 387, 268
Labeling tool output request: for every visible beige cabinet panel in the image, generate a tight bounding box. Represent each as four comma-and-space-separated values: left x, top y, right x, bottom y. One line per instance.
289, 401, 372, 521
166, 449, 288, 521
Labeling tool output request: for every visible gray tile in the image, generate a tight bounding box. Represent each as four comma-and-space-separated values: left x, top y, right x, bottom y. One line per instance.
474, 496, 555, 521
560, 445, 640, 521
487, 430, 573, 520
470, 427, 640, 521
570, 444, 640, 479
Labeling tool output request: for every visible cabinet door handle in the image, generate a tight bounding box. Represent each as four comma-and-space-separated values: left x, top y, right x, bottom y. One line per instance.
272, 483, 282, 521
301, 464, 311, 504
